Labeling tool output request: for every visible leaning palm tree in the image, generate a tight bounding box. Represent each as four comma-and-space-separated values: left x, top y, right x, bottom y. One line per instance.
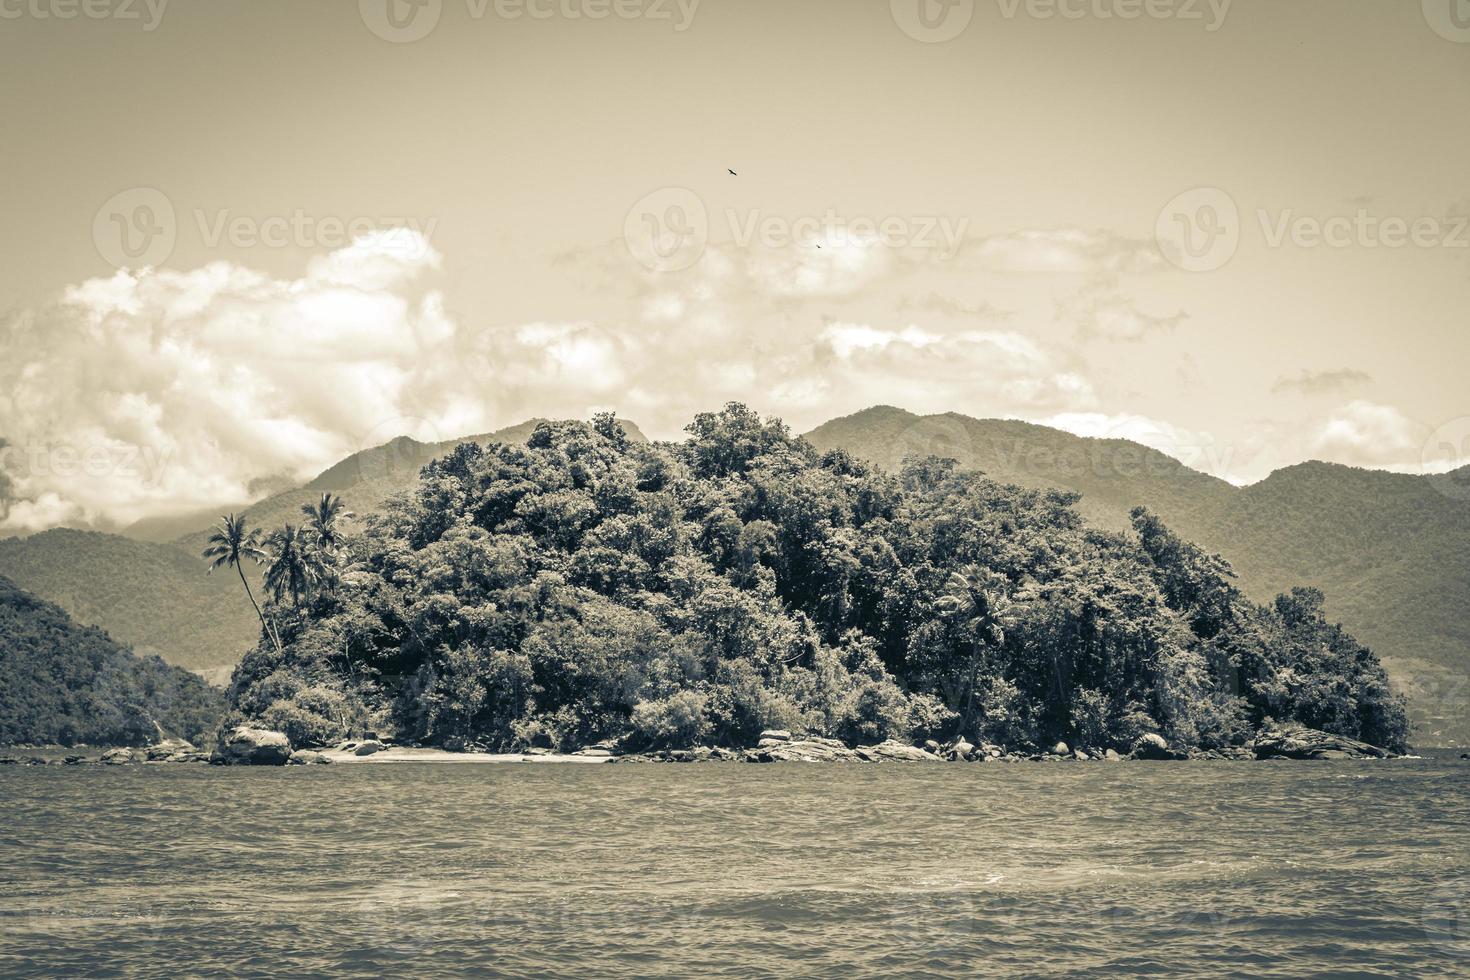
202, 513, 282, 654
264, 524, 316, 608
935, 565, 1014, 738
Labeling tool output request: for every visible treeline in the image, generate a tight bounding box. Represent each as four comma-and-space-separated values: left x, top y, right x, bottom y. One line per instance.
0, 575, 223, 746
220, 405, 1409, 753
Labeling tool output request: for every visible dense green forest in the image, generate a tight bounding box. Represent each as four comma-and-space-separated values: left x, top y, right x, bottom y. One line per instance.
221, 405, 1409, 754
807, 406, 1470, 744
0, 575, 223, 746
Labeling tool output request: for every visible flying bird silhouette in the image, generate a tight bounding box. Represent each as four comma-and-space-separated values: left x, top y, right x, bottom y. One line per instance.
728, 169, 737, 175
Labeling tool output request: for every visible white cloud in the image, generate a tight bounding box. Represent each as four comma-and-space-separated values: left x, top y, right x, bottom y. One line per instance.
1042, 411, 1242, 483
1310, 400, 1420, 466
0, 230, 480, 534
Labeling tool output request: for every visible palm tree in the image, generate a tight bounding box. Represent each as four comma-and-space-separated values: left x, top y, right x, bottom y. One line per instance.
202, 513, 282, 654
302, 492, 353, 553
935, 565, 1014, 738
264, 524, 316, 607
301, 492, 353, 589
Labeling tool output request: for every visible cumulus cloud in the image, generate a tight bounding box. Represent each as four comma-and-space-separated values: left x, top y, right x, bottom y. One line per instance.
1310, 400, 1420, 467
1272, 368, 1374, 396
0, 230, 476, 535
0, 224, 1200, 534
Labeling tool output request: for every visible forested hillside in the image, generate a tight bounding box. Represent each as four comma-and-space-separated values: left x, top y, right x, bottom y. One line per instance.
806, 407, 1470, 744
0, 529, 258, 674
224, 406, 1407, 755
0, 575, 223, 745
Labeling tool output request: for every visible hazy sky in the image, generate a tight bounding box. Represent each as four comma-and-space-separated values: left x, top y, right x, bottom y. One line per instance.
1, 0, 1467, 533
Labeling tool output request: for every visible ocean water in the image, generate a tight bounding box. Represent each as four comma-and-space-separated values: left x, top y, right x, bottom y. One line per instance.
2, 758, 1468, 978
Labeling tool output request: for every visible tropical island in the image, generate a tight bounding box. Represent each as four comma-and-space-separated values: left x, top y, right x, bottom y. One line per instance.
159, 403, 1406, 765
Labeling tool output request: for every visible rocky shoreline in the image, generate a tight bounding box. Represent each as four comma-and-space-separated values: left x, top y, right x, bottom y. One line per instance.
1, 725, 1418, 767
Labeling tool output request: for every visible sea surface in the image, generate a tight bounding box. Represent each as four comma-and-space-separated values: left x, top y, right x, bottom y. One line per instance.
2, 757, 1468, 978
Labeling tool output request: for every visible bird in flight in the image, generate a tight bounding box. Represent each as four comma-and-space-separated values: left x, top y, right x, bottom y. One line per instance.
728, 169, 737, 175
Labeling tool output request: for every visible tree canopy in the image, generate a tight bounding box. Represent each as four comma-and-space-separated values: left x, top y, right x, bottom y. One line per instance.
223, 404, 1409, 754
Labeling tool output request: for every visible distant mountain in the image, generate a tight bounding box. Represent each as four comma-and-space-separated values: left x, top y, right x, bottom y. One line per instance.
0, 574, 224, 746
803, 406, 1470, 745
803, 406, 1236, 533
0, 528, 261, 673
0, 418, 647, 675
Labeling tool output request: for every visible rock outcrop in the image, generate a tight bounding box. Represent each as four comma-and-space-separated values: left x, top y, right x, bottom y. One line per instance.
101, 747, 134, 765
854, 739, 944, 763
1252, 727, 1392, 760
747, 737, 859, 763
215, 727, 292, 765
287, 749, 332, 765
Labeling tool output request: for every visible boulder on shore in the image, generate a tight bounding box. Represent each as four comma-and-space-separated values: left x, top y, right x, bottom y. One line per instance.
287, 749, 331, 765
1050, 741, 1070, 756
354, 740, 386, 756
216, 727, 292, 766
758, 730, 791, 743
101, 747, 134, 765
1131, 733, 1184, 760
1252, 727, 1392, 760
